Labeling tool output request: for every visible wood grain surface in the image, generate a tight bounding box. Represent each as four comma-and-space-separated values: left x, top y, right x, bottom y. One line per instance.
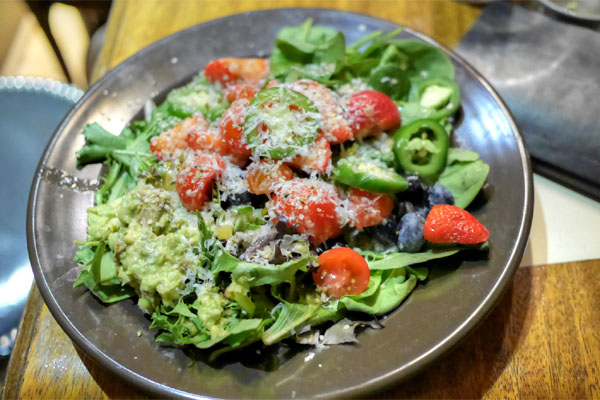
5, 1, 600, 399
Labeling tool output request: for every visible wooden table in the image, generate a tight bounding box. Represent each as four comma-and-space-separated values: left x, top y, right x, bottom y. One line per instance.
4, 1, 600, 398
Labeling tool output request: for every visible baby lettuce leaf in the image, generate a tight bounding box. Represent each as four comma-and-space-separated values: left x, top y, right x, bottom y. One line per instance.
262, 303, 319, 345
438, 149, 490, 209
368, 248, 460, 270
73, 243, 134, 303
212, 248, 313, 287
340, 269, 417, 315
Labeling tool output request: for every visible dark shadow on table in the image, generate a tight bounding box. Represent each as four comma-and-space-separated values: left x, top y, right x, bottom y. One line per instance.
380, 266, 536, 398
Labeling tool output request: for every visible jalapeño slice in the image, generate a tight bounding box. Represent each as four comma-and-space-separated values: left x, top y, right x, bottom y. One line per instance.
334, 158, 408, 194
393, 118, 449, 181
244, 87, 320, 159
408, 77, 460, 121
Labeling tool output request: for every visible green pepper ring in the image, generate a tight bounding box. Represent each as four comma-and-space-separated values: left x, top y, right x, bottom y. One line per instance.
243, 87, 320, 159
408, 77, 461, 121
334, 158, 408, 194
393, 118, 449, 180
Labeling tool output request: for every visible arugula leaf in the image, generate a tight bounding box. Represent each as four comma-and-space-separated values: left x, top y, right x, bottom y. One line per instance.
438, 151, 490, 209
368, 248, 460, 270
212, 248, 314, 287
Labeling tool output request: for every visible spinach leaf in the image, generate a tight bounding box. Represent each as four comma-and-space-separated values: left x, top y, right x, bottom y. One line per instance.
447, 148, 480, 164
368, 65, 410, 100
438, 151, 489, 209
390, 39, 455, 83
275, 19, 338, 62
271, 19, 346, 83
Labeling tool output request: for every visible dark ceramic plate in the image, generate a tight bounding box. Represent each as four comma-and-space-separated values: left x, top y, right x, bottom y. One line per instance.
27, 9, 533, 399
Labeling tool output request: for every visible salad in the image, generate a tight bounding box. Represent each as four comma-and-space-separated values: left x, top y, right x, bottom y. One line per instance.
74, 19, 490, 361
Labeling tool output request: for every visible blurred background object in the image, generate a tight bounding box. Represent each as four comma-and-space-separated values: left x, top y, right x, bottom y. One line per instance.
539, 0, 600, 22
1, 0, 111, 89
0, 0, 106, 392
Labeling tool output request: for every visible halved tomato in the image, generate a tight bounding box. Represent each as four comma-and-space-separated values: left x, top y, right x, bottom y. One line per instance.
313, 247, 370, 298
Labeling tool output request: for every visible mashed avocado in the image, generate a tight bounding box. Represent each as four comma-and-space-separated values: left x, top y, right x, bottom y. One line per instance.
87, 183, 203, 311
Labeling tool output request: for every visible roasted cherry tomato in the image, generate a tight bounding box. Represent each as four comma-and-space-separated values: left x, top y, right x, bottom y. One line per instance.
176, 151, 225, 211
346, 90, 401, 139
313, 247, 370, 298
224, 83, 259, 102
334, 158, 408, 194
287, 134, 332, 174
244, 87, 320, 159
150, 115, 208, 160
347, 188, 394, 230
219, 98, 252, 160
246, 160, 294, 195
204, 58, 269, 86
393, 118, 449, 181
282, 79, 352, 144
270, 178, 342, 245
186, 128, 226, 155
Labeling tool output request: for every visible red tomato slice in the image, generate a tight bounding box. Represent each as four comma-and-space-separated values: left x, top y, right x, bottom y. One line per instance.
270, 178, 342, 245
176, 151, 225, 211
347, 188, 394, 230
247, 160, 294, 195
346, 90, 401, 139
286, 134, 332, 174
219, 98, 252, 160
204, 58, 269, 86
313, 247, 370, 298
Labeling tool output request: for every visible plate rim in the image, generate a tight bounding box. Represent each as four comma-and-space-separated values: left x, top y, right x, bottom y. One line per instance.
539, 0, 600, 22
27, 7, 534, 399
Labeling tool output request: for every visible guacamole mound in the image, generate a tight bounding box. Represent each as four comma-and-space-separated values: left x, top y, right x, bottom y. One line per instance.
87, 183, 203, 311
